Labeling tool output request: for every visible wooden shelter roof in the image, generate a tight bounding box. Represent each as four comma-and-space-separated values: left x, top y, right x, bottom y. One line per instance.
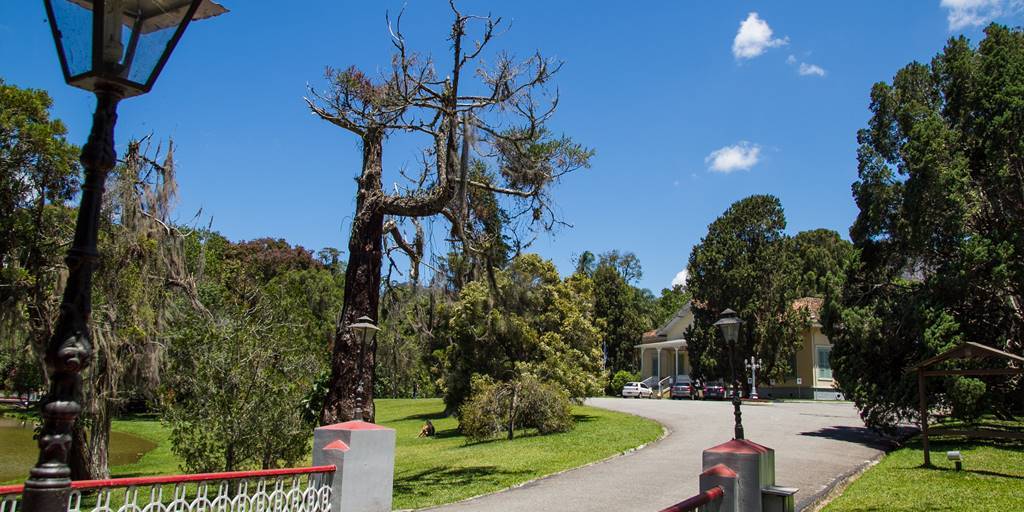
908, 341, 1024, 371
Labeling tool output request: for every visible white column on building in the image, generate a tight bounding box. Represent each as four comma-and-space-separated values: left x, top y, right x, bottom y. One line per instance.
674, 348, 679, 381
638, 348, 645, 378
655, 348, 662, 380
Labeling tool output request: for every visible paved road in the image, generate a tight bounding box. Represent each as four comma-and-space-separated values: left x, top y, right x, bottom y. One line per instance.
423, 398, 898, 512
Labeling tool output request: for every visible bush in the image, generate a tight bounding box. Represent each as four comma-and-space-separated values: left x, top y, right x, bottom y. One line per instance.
948, 377, 987, 424
459, 373, 574, 441
609, 370, 639, 396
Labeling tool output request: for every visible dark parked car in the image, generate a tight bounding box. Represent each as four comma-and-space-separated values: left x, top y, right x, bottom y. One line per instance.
670, 376, 698, 399
704, 380, 727, 400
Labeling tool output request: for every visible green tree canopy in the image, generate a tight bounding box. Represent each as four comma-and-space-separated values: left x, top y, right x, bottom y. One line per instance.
442, 253, 604, 414
825, 24, 1024, 429
685, 195, 811, 385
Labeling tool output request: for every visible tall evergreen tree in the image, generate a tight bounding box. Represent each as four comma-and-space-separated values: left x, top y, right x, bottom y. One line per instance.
825, 24, 1024, 429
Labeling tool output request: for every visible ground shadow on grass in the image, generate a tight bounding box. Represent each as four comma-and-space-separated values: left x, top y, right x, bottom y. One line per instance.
390, 411, 450, 423
799, 425, 909, 451
918, 465, 1024, 480
924, 436, 1024, 451
572, 413, 598, 423
393, 465, 532, 497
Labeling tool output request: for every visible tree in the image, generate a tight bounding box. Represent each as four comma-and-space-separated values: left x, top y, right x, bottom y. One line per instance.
164, 236, 338, 471
788, 229, 853, 299
306, 3, 590, 423
824, 24, 1024, 429
163, 307, 320, 472
69, 139, 201, 479
649, 286, 689, 328
587, 251, 651, 378
684, 195, 807, 387
0, 79, 79, 391
443, 254, 603, 415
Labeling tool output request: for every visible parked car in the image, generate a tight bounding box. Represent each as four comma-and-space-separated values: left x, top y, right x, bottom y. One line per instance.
621, 381, 653, 399
670, 376, 698, 399
704, 380, 727, 400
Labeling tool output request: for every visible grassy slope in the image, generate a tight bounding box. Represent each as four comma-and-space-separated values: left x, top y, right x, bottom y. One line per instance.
377, 398, 663, 510
5, 399, 663, 511
823, 434, 1024, 512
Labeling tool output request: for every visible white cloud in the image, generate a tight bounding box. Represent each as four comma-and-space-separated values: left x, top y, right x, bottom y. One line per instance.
671, 268, 689, 289
733, 12, 788, 60
705, 142, 762, 173
786, 54, 797, 65
941, 0, 1003, 30
798, 62, 827, 77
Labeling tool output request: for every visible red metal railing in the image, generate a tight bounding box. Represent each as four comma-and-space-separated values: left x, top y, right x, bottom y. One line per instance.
658, 485, 724, 512
1, 465, 335, 512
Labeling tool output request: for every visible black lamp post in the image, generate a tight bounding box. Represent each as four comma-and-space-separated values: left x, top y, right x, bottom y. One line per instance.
714, 308, 745, 440
24, 3, 225, 512
348, 316, 380, 422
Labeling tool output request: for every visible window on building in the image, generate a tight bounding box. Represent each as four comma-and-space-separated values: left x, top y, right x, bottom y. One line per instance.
816, 346, 832, 380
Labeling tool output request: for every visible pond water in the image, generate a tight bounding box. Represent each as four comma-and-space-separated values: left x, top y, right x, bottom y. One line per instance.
0, 418, 157, 483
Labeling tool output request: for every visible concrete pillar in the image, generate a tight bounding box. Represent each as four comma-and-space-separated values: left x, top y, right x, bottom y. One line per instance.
699, 464, 738, 512
313, 420, 396, 512
702, 439, 774, 512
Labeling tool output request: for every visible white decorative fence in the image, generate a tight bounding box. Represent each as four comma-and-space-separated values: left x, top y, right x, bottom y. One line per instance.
0, 466, 335, 512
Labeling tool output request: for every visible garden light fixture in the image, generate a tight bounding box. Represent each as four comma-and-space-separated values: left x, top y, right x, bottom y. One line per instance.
947, 451, 963, 471
23, 3, 225, 512
715, 308, 745, 440
349, 316, 380, 421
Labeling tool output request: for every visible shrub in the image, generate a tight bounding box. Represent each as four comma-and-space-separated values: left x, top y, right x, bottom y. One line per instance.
459, 373, 574, 441
948, 377, 987, 424
609, 370, 639, 396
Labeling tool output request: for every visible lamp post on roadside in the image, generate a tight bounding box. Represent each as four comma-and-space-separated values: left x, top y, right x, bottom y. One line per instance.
714, 308, 745, 440
745, 356, 763, 400
25, 2, 225, 511
348, 316, 380, 422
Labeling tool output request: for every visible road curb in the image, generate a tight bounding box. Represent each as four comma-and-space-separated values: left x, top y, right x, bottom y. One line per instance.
798, 454, 882, 511
798, 427, 917, 511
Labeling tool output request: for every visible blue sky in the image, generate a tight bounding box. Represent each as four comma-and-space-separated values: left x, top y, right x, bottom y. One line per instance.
2, 1, 1019, 292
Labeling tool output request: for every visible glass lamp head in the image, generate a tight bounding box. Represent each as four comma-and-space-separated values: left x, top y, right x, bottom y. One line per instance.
44, 0, 227, 97
349, 316, 381, 347
714, 308, 742, 344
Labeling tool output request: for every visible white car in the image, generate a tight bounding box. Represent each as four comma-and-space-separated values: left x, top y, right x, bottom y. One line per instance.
621, 381, 653, 399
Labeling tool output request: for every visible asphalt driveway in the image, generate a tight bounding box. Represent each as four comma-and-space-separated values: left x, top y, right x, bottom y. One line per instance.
422, 397, 898, 512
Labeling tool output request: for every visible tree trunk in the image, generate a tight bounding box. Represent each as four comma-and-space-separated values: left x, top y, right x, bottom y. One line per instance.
321, 129, 385, 425
68, 423, 90, 480
86, 404, 111, 479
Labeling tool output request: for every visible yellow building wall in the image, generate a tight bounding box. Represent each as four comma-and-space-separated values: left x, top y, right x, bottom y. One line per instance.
773, 326, 838, 391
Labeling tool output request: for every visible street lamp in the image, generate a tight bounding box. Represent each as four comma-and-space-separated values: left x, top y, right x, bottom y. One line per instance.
714, 308, 745, 440
349, 316, 380, 422
745, 356, 763, 400
24, 3, 225, 512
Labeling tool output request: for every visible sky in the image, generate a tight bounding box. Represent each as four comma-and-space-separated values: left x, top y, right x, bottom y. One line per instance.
1, 1, 1020, 293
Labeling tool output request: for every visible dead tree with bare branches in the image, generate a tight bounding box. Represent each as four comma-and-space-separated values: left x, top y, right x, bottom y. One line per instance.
307, 3, 591, 424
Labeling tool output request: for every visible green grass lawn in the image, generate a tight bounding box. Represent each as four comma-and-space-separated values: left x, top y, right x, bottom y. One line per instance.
377, 398, 663, 510
823, 427, 1024, 512
4, 399, 662, 510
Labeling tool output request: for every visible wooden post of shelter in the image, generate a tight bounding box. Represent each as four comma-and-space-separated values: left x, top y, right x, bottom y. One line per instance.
918, 368, 930, 466
907, 342, 1024, 468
